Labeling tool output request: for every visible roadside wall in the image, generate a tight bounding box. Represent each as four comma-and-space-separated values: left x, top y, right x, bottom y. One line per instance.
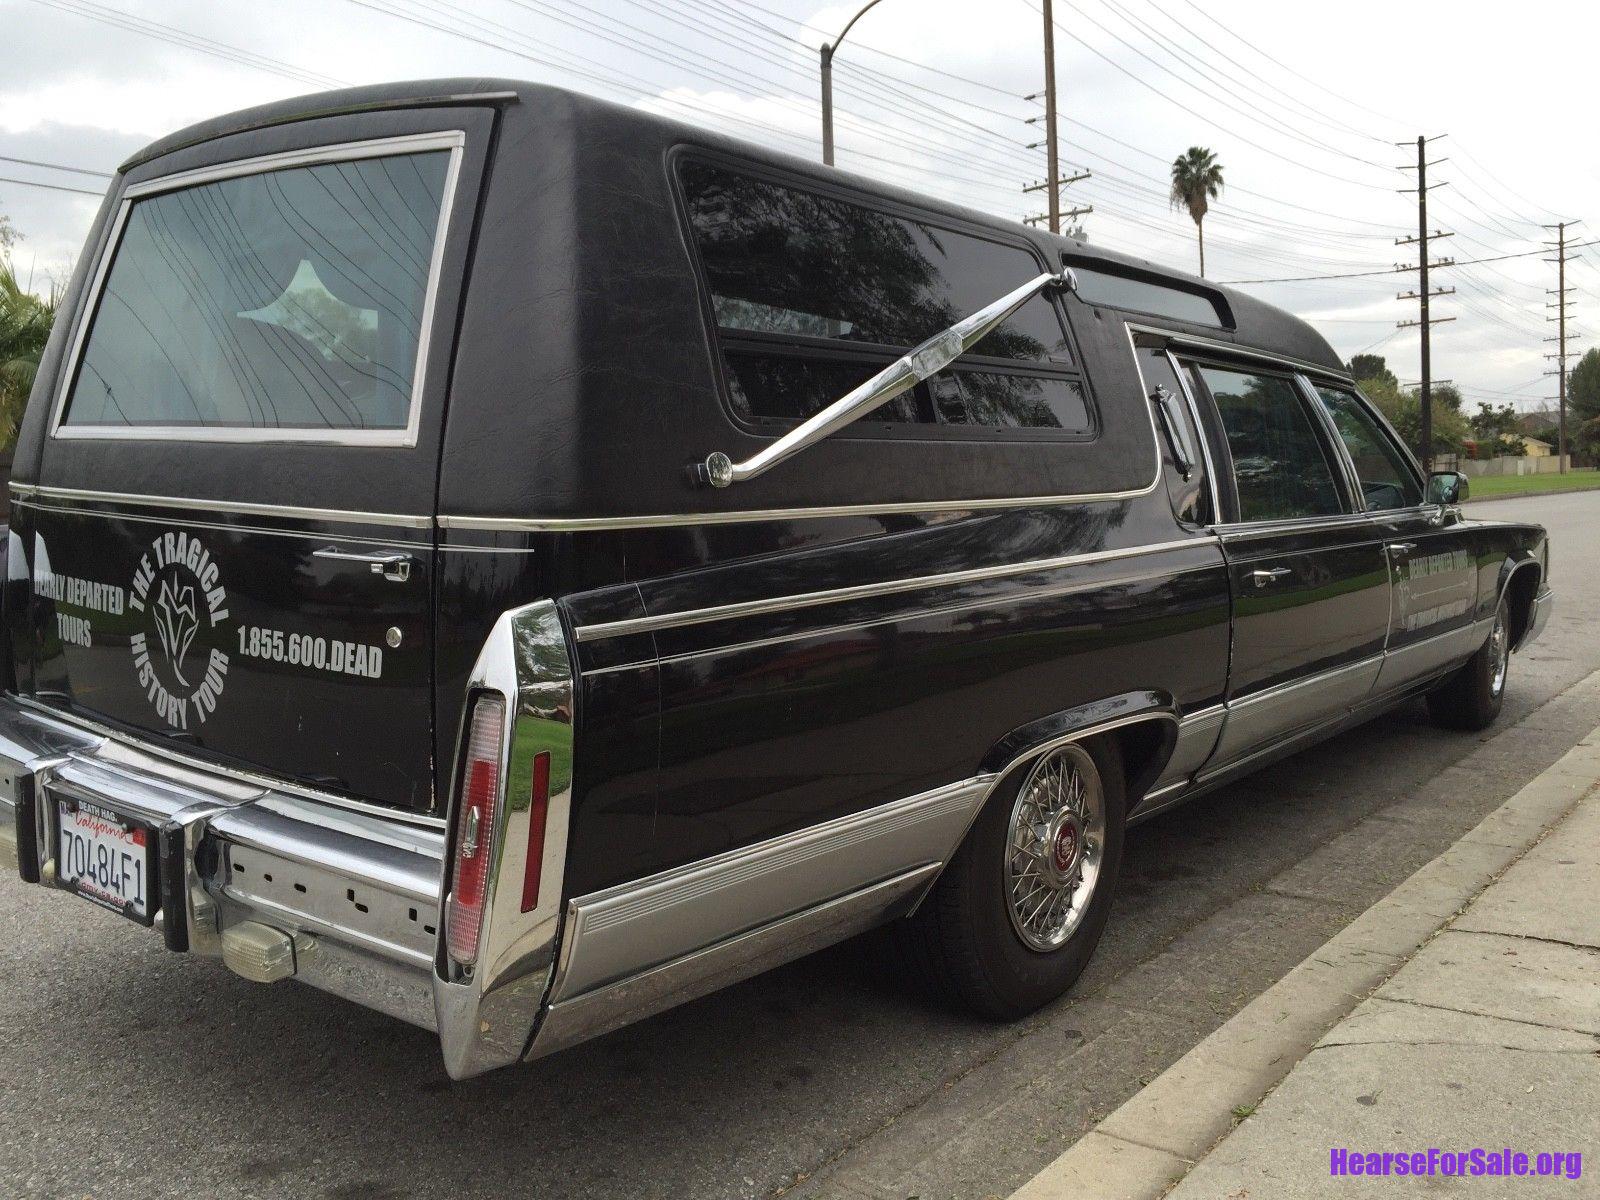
1458, 453, 1574, 478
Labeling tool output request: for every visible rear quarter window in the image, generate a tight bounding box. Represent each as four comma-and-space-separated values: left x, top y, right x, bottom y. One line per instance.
59, 140, 458, 440
678, 157, 1093, 440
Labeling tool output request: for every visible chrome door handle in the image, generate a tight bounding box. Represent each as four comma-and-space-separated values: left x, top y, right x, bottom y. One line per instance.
313, 548, 412, 583
1389, 542, 1418, 555
1250, 567, 1293, 587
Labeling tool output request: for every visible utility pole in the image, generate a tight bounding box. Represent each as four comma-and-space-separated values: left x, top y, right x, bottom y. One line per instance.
1022, 0, 1091, 234
1396, 134, 1455, 472
1042, 0, 1060, 233
1542, 220, 1582, 473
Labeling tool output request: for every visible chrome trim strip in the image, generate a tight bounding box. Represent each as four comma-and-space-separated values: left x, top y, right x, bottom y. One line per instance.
9, 484, 433, 530
1226, 652, 1384, 714
1209, 653, 1384, 769
1215, 513, 1378, 539
586, 560, 1218, 675
1372, 618, 1489, 694
529, 865, 938, 1061
1127, 322, 1354, 382
575, 537, 1219, 643
1521, 587, 1553, 650
544, 776, 992, 1006
7, 694, 445, 828
49, 131, 466, 448
436, 487, 1159, 533
443, 350, 1173, 533
432, 599, 576, 1080
1148, 704, 1225, 793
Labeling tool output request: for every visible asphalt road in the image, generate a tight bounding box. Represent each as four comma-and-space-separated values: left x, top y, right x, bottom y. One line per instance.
3, 491, 1597, 1200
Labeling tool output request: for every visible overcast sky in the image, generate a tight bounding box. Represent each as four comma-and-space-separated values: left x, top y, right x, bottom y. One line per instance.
3, 0, 1594, 410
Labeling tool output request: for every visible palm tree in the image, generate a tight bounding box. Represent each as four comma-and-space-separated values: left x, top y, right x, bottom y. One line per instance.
1169, 147, 1224, 277
0, 259, 59, 449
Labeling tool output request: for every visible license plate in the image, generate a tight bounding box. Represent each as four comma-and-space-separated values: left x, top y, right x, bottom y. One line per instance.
55, 798, 158, 925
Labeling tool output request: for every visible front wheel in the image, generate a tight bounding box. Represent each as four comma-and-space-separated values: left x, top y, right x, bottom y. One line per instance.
890, 736, 1126, 1019
1427, 596, 1510, 731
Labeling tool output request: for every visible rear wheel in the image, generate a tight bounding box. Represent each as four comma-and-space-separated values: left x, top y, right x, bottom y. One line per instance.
1427, 596, 1510, 731
890, 736, 1126, 1019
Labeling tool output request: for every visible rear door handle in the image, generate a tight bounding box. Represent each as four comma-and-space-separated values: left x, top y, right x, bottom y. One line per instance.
313, 547, 412, 583
1249, 567, 1293, 587
1389, 542, 1418, 555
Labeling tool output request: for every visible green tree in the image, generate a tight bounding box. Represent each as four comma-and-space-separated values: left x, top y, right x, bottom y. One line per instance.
0, 257, 59, 449
1169, 147, 1223, 277
1469, 402, 1526, 457
1567, 347, 1600, 423
1358, 373, 1467, 460
1347, 354, 1396, 390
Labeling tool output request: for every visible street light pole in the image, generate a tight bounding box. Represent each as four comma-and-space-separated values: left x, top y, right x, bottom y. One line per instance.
819, 0, 887, 167
821, 42, 835, 166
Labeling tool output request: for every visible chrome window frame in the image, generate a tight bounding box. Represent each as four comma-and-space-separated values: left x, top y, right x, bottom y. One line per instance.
1176, 353, 1355, 529
49, 130, 468, 448
1298, 378, 1431, 519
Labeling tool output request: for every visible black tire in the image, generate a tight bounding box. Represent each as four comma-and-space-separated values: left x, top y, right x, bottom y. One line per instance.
888, 735, 1126, 1020
1427, 595, 1510, 732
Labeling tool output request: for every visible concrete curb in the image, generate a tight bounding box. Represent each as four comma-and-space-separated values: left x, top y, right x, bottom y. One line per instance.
1011, 704, 1600, 1200
1464, 482, 1600, 504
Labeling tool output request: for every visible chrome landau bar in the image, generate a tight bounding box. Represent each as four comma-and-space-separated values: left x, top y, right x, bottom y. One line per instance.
697, 268, 1076, 488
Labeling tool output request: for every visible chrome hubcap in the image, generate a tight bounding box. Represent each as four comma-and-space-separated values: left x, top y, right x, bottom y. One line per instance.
1004, 744, 1105, 952
1490, 604, 1509, 696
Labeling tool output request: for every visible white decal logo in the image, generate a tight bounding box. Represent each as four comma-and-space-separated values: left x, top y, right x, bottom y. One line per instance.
153, 576, 200, 686
128, 532, 231, 730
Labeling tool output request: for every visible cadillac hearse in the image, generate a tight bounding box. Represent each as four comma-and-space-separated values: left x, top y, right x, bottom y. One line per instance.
0, 81, 1552, 1079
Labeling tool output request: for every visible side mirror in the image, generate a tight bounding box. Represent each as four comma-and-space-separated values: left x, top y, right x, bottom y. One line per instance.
1425, 470, 1469, 506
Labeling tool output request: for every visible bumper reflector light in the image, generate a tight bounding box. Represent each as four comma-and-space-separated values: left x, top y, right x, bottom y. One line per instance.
221, 921, 312, 984
521, 751, 552, 913
446, 694, 506, 967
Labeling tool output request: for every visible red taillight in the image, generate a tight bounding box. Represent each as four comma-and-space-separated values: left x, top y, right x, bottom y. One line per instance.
520, 751, 552, 913
446, 694, 506, 967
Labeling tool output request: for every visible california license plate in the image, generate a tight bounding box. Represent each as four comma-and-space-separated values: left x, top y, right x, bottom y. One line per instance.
55, 798, 158, 925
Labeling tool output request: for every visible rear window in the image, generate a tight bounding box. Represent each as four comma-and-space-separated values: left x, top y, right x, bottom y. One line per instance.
679, 158, 1092, 437
1071, 265, 1228, 327
59, 144, 455, 438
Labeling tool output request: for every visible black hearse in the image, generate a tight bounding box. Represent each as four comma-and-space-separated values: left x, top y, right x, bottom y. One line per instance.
1, 81, 1552, 1079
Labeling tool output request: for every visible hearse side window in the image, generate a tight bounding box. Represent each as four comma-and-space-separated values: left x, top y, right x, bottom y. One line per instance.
1195, 364, 1344, 522
60, 149, 452, 433
1312, 385, 1423, 511
1071, 265, 1226, 327
680, 159, 1091, 436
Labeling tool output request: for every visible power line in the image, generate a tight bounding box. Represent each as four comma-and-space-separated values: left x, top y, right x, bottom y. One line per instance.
0, 174, 103, 197
1222, 241, 1600, 283
0, 154, 112, 178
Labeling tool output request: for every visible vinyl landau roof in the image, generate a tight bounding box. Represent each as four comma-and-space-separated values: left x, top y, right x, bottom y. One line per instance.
128, 77, 1345, 378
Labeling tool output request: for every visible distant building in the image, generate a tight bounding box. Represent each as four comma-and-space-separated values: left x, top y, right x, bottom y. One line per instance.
1523, 437, 1554, 458
1516, 409, 1560, 436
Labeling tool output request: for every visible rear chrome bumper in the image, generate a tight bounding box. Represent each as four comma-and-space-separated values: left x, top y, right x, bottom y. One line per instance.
0, 696, 446, 1033
2, 597, 577, 1080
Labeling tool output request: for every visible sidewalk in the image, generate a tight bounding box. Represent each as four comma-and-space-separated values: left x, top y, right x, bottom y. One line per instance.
1014, 718, 1600, 1199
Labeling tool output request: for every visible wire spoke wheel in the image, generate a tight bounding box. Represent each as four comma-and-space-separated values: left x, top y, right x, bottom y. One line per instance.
1003, 742, 1106, 953
1489, 603, 1510, 697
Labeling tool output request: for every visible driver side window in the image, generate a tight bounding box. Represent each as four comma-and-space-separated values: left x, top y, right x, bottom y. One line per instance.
1313, 386, 1423, 511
